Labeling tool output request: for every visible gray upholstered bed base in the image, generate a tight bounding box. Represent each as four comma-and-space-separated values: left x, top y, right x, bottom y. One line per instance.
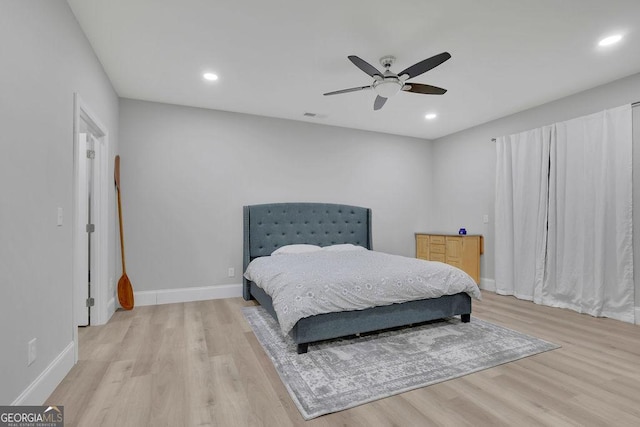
242, 202, 472, 353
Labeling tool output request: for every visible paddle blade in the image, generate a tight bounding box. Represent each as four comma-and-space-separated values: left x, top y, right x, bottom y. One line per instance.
324, 86, 372, 96
117, 274, 134, 310
402, 83, 447, 95
398, 52, 451, 80
373, 95, 387, 110
348, 55, 383, 78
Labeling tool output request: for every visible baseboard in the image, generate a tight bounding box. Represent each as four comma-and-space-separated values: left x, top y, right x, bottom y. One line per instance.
12, 341, 75, 405
134, 283, 243, 307
479, 278, 496, 292
107, 297, 115, 319
479, 282, 639, 324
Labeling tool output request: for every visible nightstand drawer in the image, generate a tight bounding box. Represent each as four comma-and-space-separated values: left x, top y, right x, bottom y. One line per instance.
430, 235, 445, 244
430, 244, 445, 254
430, 253, 446, 263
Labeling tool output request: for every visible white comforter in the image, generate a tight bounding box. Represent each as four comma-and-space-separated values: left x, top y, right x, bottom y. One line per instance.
244, 248, 481, 334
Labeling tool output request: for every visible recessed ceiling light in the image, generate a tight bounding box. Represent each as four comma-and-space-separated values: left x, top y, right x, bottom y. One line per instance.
598, 34, 623, 47
425, 113, 437, 120
203, 72, 218, 81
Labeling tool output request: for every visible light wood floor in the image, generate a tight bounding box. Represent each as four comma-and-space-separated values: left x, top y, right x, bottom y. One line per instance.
47, 292, 640, 426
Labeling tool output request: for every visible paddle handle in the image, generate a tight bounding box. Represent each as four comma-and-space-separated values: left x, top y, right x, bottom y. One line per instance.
115, 155, 126, 274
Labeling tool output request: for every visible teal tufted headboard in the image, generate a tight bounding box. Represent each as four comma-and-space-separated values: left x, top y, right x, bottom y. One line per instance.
242, 202, 372, 300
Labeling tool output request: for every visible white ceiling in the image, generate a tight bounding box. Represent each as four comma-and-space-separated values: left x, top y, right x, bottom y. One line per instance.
67, 0, 640, 140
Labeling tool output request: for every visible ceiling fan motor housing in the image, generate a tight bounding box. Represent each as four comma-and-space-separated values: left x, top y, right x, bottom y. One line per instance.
374, 56, 402, 98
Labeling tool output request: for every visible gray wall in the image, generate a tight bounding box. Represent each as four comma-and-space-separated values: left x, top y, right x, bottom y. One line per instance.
0, 1, 119, 403
119, 99, 434, 292
430, 72, 640, 305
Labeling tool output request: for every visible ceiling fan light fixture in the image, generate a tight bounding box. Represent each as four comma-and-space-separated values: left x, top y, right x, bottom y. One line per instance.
373, 79, 402, 98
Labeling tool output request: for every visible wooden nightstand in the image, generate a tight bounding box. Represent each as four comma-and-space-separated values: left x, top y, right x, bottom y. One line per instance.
415, 233, 483, 284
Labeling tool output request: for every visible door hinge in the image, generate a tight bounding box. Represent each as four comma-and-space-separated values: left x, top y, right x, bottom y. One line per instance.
86, 297, 95, 307
86, 149, 95, 159
86, 223, 95, 233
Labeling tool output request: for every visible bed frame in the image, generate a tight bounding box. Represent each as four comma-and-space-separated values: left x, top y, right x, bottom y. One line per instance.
243, 202, 471, 353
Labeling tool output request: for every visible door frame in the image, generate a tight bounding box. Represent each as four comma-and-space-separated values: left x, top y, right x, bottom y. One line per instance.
72, 93, 111, 362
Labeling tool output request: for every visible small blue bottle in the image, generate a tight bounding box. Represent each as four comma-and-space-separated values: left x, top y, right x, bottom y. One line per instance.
458, 228, 467, 235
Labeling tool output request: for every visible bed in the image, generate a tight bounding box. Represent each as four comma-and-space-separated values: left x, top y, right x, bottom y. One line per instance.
242, 202, 476, 353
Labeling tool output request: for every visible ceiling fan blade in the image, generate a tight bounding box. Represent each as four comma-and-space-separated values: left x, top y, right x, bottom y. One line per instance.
323, 86, 372, 96
373, 95, 387, 110
402, 83, 447, 95
348, 55, 383, 78
398, 52, 451, 80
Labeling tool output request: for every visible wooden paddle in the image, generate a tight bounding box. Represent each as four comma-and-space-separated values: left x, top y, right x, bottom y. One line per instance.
115, 155, 134, 310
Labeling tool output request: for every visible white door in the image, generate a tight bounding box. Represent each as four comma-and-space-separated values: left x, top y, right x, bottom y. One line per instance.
73, 93, 111, 362
75, 133, 90, 326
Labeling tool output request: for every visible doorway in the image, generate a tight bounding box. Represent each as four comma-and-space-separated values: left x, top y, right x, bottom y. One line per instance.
72, 94, 111, 362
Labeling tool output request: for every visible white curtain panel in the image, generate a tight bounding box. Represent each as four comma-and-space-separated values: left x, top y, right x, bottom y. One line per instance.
544, 105, 633, 322
495, 127, 551, 301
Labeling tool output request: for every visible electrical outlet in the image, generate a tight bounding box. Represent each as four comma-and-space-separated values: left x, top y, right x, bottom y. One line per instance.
28, 338, 37, 366
228, 267, 235, 277
57, 207, 63, 226
483, 214, 489, 224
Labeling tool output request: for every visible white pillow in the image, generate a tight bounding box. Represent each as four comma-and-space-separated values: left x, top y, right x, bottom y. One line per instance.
322, 244, 366, 252
272, 244, 322, 256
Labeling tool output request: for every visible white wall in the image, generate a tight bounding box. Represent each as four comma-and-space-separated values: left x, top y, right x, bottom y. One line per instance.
119, 99, 433, 292
430, 72, 640, 305
0, 1, 119, 404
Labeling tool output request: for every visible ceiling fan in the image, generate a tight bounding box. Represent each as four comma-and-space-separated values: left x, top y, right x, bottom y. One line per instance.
323, 52, 451, 110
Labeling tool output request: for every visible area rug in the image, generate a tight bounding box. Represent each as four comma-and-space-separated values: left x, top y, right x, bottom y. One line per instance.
242, 306, 559, 420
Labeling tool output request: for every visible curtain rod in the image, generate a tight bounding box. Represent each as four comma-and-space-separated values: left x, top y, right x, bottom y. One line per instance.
490, 101, 640, 142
